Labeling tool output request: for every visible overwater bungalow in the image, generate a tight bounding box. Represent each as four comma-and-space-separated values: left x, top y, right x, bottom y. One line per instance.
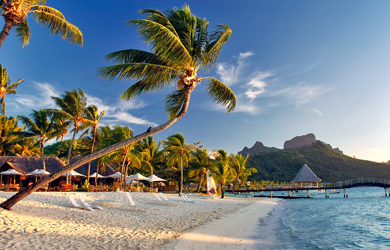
291, 164, 322, 187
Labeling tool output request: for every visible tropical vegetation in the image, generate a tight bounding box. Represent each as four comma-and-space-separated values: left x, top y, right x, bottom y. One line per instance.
0, 4, 237, 210
0, 0, 83, 49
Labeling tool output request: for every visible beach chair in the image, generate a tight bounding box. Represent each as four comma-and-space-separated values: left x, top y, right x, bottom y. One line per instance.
78, 194, 104, 210
183, 194, 199, 203
152, 193, 163, 201
159, 193, 169, 201
68, 195, 94, 211
125, 192, 136, 206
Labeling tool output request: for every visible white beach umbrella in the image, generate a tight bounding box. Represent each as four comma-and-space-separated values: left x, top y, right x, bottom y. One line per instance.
27, 169, 50, 182
90, 172, 105, 178
28, 169, 50, 176
1, 169, 23, 185
127, 173, 148, 180
127, 173, 148, 190
1, 169, 23, 175
146, 175, 166, 193
146, 174, 166, 182
62, 170, 85, 177
107, 172, 122, 178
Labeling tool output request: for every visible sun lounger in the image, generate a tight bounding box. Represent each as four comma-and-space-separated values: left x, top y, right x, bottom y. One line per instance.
152, 193, 163, 201
68, 195, 94, 211
159, 193, 169, 201
183, 194, 199, 203
78, 194, 104, 210
125, 192, 136, 206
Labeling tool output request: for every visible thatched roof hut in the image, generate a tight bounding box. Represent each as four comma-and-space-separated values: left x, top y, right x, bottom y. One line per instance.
291, 164, 321, 187
69, 156, 119, 176
0, 156, 66, 174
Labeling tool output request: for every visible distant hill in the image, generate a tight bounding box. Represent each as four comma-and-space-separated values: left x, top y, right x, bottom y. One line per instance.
238, 141, 281, 156
247, 141, 390, 182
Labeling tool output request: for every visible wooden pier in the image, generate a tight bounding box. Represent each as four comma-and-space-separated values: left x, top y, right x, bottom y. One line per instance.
226, 178, 390, 199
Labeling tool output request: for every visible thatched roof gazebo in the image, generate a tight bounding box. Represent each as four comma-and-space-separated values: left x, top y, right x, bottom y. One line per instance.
291, 164, 321, 187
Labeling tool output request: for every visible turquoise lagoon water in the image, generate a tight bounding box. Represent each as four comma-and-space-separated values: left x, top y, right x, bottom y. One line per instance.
255, 187, 390, 249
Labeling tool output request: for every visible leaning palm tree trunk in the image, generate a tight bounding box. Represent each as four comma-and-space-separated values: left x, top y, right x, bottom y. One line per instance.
0, 19, 12, 49
87, 126, 97, 183
40, 140, 46, 171
0, 90, 192, 210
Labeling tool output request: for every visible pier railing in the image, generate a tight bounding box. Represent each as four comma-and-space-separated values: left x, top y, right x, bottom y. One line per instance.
318, 178, 390, 188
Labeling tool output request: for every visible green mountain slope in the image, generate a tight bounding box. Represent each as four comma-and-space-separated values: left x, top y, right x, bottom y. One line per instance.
247, 141, 390, 182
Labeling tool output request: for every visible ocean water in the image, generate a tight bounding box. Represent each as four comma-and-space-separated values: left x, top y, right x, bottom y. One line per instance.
256, 187, 390, 250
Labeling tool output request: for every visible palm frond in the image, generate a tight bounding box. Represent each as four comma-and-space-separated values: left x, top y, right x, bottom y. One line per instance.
139, 8, 179, 38
127, 19, 190, 64
31, 6, 83, 46
164, 88, 186, 120
105, 49, 172, 66
202, 24, 231, 70
6, 79, 24, 91
98, 62, 177, 82
15, 21, 31, 48
204, 77, 236, 112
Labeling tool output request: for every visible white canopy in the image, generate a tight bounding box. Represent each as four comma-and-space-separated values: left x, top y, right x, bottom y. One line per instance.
1, 169, 23, 175
146, 174, 166, 182
90, 172, 105, 178
27, 169, 50, 176
62, 170, 85, 177
107, 172, 122, 178
127, 173, 148, 180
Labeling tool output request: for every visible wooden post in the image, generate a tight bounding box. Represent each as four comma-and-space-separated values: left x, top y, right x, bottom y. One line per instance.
325, 189, 329, 198
270, 191, 273, 198
288, 190, 291, 197
307, 189, 310, 198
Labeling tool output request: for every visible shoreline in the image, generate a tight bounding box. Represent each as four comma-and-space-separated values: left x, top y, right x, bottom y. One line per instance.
0, 192, 280, 249
163, 198, 281, 250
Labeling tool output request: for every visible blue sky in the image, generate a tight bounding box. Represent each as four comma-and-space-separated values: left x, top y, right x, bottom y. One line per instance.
1, 1, 390, 163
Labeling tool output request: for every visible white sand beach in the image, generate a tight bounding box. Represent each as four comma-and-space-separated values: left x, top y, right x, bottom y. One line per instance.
0, 192, 280, 250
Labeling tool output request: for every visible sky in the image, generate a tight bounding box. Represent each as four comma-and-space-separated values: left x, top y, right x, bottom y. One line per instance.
1, 0, 390, 163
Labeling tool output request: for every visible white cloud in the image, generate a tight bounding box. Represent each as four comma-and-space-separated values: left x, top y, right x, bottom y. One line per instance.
105, 112, 157, 126
216, 51, 254, 86
313, 108, 324, 117
245, 72, 273, 100
85, 94, 156, 126
9, 82, 157, 127
269, 83, 329, 107
12, 82, 59, 110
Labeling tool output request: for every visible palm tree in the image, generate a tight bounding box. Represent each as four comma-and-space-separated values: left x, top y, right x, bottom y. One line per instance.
163, 133, 194, 195
52, 114, 71, 149
135, 136, 163, 175
18, 109, 57, 171
1, 5, 235, 210
109, 125, 141, 188
13, 137, 40, 156
0, 0, 83, 49
80, 105, 105, 182
210, 160, 233, 198
189, 148, 214, 193
0, 64, 24, 115
48, 88, 92, 183
230, 154, 257, 191
0, 115, 23, 156
212, 149, 235, 198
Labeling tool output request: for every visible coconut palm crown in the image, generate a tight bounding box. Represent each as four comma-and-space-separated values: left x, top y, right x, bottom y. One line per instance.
0, 64, 24, 115
98, 5, 236, 119
0, 0, 83, 49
